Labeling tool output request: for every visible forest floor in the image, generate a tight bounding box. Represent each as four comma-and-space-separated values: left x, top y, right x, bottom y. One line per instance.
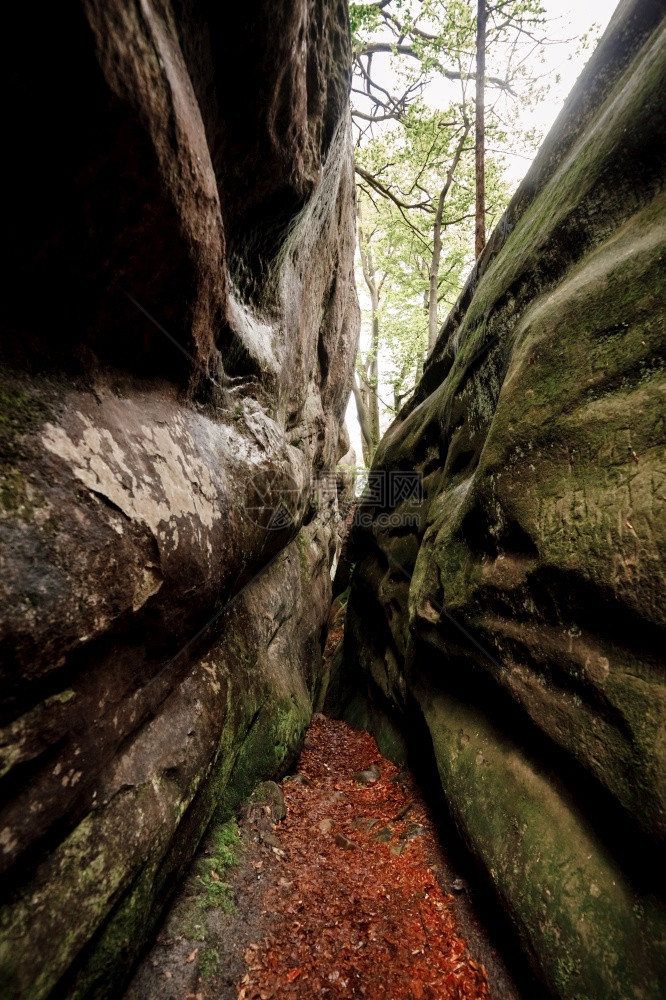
125, 716, 525, 1000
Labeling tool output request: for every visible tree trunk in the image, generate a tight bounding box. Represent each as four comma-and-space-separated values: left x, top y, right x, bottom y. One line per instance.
368, 310, 380, 448
427, 193, 444, 354
357, 202, 381, 464
475, 0, 486, 259
428, 124, 471, 355
352, 376, 375, 467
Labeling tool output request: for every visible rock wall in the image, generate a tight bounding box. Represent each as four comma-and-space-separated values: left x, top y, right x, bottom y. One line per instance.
0, 2, 358, 998
341, 1, 666, 997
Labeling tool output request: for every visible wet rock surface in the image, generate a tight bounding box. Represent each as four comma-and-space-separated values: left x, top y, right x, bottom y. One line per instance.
0, 1, 357, 997
340, 1, 666, 997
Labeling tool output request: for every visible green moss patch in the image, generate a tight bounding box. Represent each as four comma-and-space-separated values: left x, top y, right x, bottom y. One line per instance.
0, 375, 51, 514
419, 690, 666, 1000
194, 819, 242, 914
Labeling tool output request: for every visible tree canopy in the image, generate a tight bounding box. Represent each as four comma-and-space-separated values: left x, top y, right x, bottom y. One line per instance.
348, 0, 567, 463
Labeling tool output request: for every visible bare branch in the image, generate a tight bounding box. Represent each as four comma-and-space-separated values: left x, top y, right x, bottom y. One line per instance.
352, 108, 403, 123
355, 165, 433, 212
357, 42, 515, 92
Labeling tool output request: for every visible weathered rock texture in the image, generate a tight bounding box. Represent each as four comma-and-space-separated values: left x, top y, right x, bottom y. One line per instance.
0, 2, 357, 998
341, 1, 666, 997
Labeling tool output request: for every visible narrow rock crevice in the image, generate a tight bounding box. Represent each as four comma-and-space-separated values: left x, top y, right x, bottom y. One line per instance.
1, 1, 665, 999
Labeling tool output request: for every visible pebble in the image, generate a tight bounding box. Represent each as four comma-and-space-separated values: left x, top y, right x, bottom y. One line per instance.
334, 833, 357, 850
288, 773, 310, 785
353, 764, 381, 784
399, 823, 427, 841
390, 771, 410, 785
372, 826, 393, 844
349, 816, 380, 831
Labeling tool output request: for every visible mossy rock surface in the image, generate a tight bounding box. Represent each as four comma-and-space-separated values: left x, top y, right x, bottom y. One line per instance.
0, 520, 330, 1000
420, 688, 666, 1000
345, 5, 666, 998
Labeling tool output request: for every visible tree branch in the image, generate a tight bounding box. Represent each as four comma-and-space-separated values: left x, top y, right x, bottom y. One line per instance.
352, 108, 403, 123
355, 165, 432, 212
357, 42, 514, 92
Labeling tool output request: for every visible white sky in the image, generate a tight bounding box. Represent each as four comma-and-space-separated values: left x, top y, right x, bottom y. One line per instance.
344, 0, 618, 463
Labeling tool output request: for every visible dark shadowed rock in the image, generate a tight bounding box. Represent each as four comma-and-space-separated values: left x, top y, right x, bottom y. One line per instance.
0, 2, 358, 998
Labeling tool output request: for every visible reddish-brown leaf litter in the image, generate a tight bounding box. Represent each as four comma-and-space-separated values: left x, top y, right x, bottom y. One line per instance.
238, 716, 489, 999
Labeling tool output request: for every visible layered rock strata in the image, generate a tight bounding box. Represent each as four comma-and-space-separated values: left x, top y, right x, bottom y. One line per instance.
0, 2, 358, 997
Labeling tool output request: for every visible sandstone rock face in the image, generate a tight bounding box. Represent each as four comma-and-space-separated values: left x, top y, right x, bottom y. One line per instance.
343, 2, 666, 997
0, 2, 357, 998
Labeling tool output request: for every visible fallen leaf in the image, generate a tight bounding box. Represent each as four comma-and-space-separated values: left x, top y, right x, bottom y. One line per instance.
185, 947, 199, 964
232, 718, 489, 999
